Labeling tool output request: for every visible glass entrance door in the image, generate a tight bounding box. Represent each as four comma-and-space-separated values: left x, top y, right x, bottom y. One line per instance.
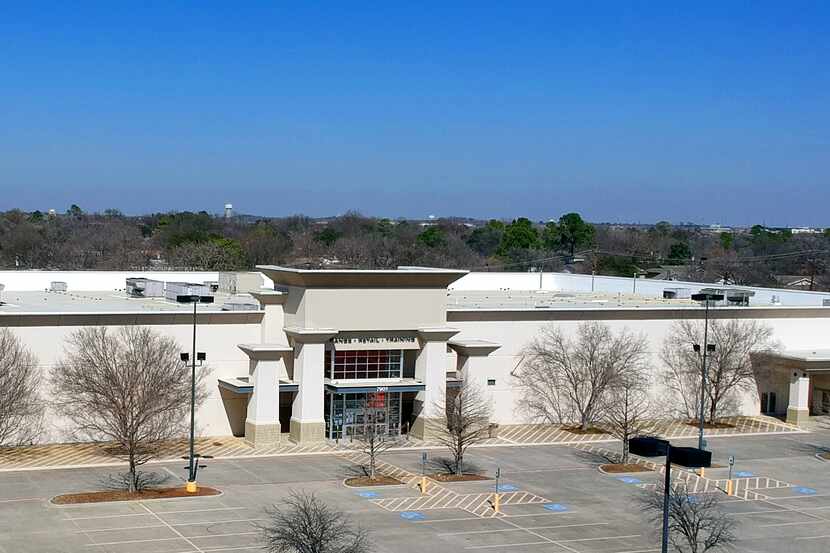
325, 391, 402, 441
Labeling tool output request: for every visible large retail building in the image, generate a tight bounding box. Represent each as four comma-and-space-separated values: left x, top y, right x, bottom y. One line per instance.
2, 267, 830, 446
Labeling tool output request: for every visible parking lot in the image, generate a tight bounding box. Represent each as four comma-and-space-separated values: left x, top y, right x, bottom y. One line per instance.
2, 429, 830, 553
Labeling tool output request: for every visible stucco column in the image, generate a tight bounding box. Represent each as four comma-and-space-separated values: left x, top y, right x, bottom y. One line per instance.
787, 371, 811, 425
285, 328, 337, 444
411, 327, 459, 440
250, 291, 287, 343
238, 344, 292, 448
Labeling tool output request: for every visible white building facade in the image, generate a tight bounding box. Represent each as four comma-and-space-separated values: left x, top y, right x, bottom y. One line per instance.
2, 267, 830, 446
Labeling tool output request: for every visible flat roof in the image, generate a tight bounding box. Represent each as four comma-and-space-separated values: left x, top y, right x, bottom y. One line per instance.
257, 265, 468, 288
0, 290, 260, 314
446, 290, 701, 310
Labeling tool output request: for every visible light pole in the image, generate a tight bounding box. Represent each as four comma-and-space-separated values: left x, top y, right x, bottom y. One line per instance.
690, 292, 723, 451
180, 294, 211, 492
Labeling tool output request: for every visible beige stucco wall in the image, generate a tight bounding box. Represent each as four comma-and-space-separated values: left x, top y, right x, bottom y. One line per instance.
5, 316, 261, 443
451, 312, 830, 425
284, 287, 448, 331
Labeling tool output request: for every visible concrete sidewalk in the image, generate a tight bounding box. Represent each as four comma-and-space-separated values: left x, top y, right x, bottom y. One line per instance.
0, 415, 801, 472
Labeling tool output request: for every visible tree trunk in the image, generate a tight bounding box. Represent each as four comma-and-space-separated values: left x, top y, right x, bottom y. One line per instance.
455, 450, 463, 475
128, 455, 137, 493
581, 415, 589, 432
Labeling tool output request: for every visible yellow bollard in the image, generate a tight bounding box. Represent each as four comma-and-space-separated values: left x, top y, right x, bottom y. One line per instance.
726, 480, 733, 496
420, 476, 428, 495
493, 493, 501, 514
185, 481, 198, 494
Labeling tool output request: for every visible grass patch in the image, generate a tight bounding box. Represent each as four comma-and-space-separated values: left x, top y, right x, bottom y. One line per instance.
429, 473, 492, 482
344, 475, 403, 487
562, 426, 608, 435
52, 486, 221, 505
600, 463, 653, 473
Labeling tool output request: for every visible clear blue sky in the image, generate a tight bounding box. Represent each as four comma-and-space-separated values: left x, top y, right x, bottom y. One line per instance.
1, 2, 828, 226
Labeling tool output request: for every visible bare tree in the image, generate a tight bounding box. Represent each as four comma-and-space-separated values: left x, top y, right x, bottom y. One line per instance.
661, 319, 775, 424
0, 329, 43, 446
518, 322, 649, 431
50, 326, 209, 492
603, 366, 651, 464
640, 483, 737, 553
431, 379, 492, 475
357, 425, 395, 480
259, 490, 371, 553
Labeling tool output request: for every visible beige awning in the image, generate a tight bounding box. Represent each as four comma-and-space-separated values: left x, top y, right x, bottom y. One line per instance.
331, 332, 420, 351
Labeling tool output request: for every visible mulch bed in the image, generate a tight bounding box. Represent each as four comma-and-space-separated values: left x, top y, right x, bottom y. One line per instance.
600, 463, 653, 473
344, 475, 404, 487
429, 473, 492, 482
52, 486, 221, 505
684, 420, 736, 429
562, 426, 608, 435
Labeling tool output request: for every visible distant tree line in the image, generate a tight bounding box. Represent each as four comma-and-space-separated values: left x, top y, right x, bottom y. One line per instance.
0, 206, 827, 289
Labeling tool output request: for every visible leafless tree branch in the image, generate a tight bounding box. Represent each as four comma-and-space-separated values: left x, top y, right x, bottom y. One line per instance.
0, 328, 44, 446
50, 326, 210, 491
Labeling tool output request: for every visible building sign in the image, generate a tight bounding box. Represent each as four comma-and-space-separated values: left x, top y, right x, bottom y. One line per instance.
332, 333, 419, 351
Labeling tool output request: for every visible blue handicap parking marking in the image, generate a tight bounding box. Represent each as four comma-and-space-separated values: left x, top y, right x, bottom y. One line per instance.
687, 495, 701, 504
357, 491, 379, 498
400, 511, 426, 521
735, 471, 754, 478
618, 477, 641, 484
795, 487, 817, 495
495, 484, 519, 492
543, 503, 568, 512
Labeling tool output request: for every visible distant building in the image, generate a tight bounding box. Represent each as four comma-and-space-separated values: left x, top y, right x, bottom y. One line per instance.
790, 227, 823, 235
224, 203, 233, 219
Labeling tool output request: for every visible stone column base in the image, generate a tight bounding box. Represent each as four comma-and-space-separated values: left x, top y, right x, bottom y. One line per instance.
289, 419, 325, 444
244, 420, 281, 448
410, 416, 444, 440
786, 407, 810, 425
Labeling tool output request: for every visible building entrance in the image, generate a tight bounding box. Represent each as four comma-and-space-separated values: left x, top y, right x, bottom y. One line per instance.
324, 391, 402, 441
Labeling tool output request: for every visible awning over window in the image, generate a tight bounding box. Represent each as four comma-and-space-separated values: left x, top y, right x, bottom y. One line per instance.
324, 378, 425, 394
331, 332, 420, 351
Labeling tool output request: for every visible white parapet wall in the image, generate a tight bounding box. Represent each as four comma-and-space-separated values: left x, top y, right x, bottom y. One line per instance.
0, 270, 273, 292
449, 272, 830, 306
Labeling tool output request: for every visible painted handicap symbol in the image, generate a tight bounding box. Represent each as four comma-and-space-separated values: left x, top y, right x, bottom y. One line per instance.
495, 484, 519, 492
794, 487, 817, 495
618, 477, 641, 484
543, 503, 568, 512
400, 511, 426, 520
735, 471, 754, 478
357, 491, 379, 498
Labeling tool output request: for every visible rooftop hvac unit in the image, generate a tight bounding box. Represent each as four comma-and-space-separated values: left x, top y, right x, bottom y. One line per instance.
218, 272, 263, 294
663, 287, 691, 299
50, 281, 68, 292
165, 282, 215, 303
221, 297, 260, 311
824, 299, 830, 307
126, 278, 164, 298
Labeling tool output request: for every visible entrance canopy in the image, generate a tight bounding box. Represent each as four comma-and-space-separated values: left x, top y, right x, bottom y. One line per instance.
324, 378, 425, 394
758, 350, 830, 373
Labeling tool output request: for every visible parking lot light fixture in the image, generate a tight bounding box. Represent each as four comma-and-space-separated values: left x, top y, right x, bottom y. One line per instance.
629, 437, 711, 553
690, 292, 723, 451
181, 294, 208, 492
